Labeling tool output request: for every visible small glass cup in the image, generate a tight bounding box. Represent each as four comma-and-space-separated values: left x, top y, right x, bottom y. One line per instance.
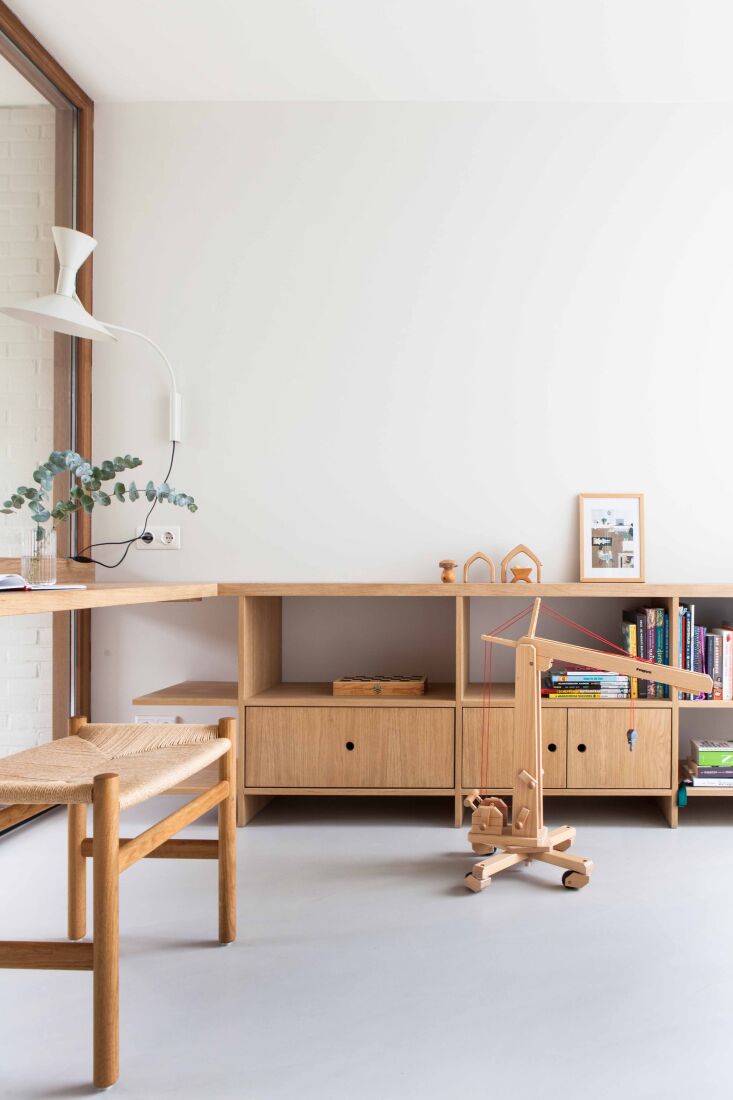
21, 526, 57, 586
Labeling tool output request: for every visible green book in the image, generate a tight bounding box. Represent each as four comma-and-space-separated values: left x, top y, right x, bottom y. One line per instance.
690, 740, 733, 767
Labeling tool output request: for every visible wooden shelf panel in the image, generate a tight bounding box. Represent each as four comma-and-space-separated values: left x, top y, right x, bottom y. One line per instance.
461, 683, 673, 709
224, 583, 733, 598
459, 787, 673, 797
245, 682, 456, 706
243, 786, 455, 796
0, 581, 217, 618
133, 681, 238, 707
678, 699, 733, 708
683, 786, 733, 797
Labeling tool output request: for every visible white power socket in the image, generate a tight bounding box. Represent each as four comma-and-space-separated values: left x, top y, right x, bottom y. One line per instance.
135, 715, 177, 724
135, 525, 181, 550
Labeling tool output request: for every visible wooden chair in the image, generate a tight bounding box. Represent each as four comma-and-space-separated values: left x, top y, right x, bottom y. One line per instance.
0, 716, 236, 1089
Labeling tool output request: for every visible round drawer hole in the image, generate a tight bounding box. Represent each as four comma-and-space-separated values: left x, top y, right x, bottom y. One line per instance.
547, 742, 557, 753
345, 741, 355, 751
577, 743, 587, 753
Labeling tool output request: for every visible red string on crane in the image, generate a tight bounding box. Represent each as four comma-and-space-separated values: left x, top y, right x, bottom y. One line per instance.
480, 603, 534, 795
540, 605, 646, 728
479, 601, 646, 797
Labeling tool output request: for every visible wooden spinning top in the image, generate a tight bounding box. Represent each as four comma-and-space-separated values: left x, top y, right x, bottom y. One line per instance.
439, 560, 458, 584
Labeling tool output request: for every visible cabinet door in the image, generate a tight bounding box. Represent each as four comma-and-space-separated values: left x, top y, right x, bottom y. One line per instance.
567, 710, 672, 789
462, 708, 567, 789
245, 707, 454, 788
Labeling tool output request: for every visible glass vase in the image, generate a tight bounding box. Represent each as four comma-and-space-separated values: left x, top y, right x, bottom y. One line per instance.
21, 526, 57, 586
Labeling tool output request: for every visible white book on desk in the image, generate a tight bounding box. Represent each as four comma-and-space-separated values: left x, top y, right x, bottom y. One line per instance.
0, 573, 87, 591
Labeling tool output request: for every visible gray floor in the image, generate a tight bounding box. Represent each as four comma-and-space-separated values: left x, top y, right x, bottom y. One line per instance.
0, 795, 731, 1100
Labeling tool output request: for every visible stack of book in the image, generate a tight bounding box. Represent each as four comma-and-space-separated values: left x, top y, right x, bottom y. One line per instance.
678, 605, 728, 700
682, 740, 733, 787
621, 607, 669, 699
542, 665, 630, 700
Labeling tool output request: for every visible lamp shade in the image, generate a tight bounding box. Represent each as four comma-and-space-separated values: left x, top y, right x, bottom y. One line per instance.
0, 226, 116, 342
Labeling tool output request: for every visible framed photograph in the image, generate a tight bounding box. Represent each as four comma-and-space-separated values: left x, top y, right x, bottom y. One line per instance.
578, 493, 645, 582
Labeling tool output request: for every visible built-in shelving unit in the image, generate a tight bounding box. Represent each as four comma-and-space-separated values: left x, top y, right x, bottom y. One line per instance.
133, 583, 733, 828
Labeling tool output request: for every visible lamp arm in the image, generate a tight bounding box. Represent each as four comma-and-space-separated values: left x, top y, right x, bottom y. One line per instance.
97, 319, 182, 442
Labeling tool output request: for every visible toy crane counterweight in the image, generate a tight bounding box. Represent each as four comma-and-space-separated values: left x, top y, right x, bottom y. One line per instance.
464, 598, 712, 893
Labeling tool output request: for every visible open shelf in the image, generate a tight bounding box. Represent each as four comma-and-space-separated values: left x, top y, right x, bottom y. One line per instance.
680, 760, 733, 797
461, 682, 673, 708
245, 681, 456, 706
678, 699, 733, 708
133, 681, 238, 707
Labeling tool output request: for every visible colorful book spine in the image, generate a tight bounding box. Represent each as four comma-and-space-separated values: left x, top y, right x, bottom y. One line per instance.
548, 692, 629, 699
712, 632, 723, 700
691, 629, 704, 695
709, 630, 733, 700
552, 673, 628, 682
636, 610, 647, 699
687, 762, 733, 778
646, 608, 656, 699
678, 606, 685, 700
686, 605, 695, 700
621, 618, 638, 699
684, 775, 733, 787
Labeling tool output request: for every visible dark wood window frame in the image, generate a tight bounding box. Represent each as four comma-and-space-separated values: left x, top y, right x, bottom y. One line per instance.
0, 1, 94, 721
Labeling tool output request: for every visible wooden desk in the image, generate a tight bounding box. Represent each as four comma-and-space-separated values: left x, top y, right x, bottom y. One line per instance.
0, 581, 218, 617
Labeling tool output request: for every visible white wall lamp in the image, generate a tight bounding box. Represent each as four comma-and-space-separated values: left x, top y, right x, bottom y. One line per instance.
0, 226, 182, 442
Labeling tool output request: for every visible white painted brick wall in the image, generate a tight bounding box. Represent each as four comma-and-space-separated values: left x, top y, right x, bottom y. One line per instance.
0, 105, 56, 758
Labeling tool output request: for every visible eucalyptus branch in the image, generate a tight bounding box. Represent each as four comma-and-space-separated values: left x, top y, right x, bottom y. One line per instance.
2, 449, 197, 532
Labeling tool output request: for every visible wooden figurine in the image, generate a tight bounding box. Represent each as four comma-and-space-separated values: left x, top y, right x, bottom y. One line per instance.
464, 597, 712, 894
463, 551, 497, 583
439, 559, 458, 584
500, 544, 543, 583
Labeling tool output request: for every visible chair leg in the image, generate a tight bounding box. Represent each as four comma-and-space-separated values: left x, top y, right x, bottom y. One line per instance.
93, 773, 120, 1090
218, 718, 237, 944
68, 804, 87, 941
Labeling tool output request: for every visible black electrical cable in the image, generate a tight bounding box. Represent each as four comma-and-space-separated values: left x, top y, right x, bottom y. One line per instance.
72, 441, 176, 569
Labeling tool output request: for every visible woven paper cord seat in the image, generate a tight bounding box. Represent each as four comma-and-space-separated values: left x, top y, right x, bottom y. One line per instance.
0, 723, 230, 809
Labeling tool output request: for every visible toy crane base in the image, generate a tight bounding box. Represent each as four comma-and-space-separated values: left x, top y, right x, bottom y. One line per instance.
463, 795, 593, 893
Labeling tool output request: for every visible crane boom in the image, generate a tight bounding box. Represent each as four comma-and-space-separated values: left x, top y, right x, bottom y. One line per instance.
480, 632, 712, 695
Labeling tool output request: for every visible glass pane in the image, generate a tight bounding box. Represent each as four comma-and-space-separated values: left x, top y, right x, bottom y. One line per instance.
0, 50, 75, 760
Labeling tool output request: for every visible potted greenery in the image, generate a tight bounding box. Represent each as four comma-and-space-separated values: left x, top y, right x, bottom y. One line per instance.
2, 450, 197, 584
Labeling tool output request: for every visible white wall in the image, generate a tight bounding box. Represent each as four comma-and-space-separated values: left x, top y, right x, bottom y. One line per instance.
89, 102, 733, 722
0, 105, 55, 756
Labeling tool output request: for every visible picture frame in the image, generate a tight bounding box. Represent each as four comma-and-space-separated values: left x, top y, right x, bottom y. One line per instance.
578, 493, 645, 582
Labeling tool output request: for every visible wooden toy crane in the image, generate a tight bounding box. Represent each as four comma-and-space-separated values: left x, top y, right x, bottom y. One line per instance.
464, 598, 712, 893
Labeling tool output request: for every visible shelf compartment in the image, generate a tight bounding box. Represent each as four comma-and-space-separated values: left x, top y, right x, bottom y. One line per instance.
678, 699, 733, 708
133, 681, 238, 707
245, 681, 456, 707
680, 760, 733, 796
245, 706, 454, 787
462, 707, 566, 788
461, 683, 673, 708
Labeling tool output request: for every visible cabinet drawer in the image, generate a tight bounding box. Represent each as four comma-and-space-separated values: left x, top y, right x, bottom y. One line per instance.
245, 707, 455, 788
567, 710, 672, 789
462, 709, 567, 789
